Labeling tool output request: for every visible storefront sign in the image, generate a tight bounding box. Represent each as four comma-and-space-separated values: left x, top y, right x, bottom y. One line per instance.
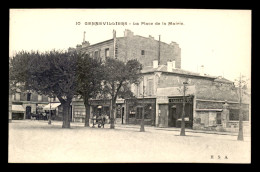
116, 99, 125, 104
89, 99, 111, 105
169, 97, 193, 103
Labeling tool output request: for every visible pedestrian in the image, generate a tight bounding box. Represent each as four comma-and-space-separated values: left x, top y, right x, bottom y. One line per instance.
97, 115, 102, 128
101, 113, 106, 128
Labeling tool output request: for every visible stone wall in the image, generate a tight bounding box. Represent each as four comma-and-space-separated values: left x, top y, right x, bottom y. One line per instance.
79, 33, 181, 68
117, 36, 181, 68
80, 39, 114, 61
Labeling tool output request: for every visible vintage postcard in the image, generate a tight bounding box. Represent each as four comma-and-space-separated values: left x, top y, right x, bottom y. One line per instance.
9, 9, 251, 163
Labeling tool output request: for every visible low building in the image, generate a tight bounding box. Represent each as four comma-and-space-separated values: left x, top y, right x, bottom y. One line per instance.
129, 60, 250, 132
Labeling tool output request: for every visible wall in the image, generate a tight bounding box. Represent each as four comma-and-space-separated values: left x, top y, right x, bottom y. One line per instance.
79, 31, 181, 69
117, 35, 181, 68
132, 73, 156, 98
80, 39, 114, 62
156, 73, 239, 102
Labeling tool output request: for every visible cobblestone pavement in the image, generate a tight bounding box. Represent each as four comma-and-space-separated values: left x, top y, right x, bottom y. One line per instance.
8, 120, 251, 163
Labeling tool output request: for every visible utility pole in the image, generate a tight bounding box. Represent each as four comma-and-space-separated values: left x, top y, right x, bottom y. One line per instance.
158, 35, 161, 65
180, 82, 188, 136
237, 73, 244, 141
140, 76, 145, 132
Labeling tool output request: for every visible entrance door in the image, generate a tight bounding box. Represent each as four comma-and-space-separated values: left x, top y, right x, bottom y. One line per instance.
168, 105, 177, 127
26, 106, 31, 119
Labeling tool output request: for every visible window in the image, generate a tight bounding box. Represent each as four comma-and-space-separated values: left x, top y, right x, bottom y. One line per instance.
242, 110, 249, 121
144, 104, 152, 119
38, 95, 42, 101
136, 107, 143, 119
216, 112, 222, 124
116, 105, 121, 118
148, 79, 153, 96
27, 93, 31, 101
15, 93, 21, 101
105, 48, 109, 57
94, 51, 98, 58
141, 50, 145, 55
129, 106, 135, 118
229, 109, 239, 121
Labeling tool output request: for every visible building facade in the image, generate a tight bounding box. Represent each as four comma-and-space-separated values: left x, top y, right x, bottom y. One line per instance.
130, 61, 250, 132
75, 29, 181, 68
11, 90, 65, 120
70, 29, 250, 133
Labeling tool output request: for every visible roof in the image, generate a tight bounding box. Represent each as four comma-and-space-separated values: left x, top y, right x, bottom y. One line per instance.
141, 65, 216, 79
141, 65, 234, 84
12, 105, 25, 112
214, 77, 234, 84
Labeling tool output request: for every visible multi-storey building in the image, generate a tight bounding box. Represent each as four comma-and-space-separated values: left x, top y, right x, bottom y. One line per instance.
71, 29, 181, 124
75, 29, 181, 68
11, 90, 65, 120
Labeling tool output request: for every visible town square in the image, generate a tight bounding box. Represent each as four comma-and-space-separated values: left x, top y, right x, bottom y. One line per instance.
9, 9, 251, 163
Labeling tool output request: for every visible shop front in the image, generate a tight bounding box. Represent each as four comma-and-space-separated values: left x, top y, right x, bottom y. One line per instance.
89, 99, 111, 119
157, 96, 194, 128
12, 105, 25, 120
115, 99, 126, 124
43, 103, 64, 121
126, 98, 156, 126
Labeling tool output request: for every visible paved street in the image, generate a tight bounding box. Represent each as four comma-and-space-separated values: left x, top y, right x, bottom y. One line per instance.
8, 120, 250, 163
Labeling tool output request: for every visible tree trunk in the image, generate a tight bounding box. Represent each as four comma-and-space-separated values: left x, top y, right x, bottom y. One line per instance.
110, 99, 116, 129
62, 101, 71, 128
84, 99, 90, 127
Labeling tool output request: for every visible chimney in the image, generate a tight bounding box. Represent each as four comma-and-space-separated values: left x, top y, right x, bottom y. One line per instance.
124, 29, 134, 37
153, 60, 158, 68
200, 65, 204, 76
172, 60, 176, 69
83, 31, 86, 43
167, 61, 173, 72
113, 29, 116, 39
170, 41, 177, 46
82, 41, 90, 48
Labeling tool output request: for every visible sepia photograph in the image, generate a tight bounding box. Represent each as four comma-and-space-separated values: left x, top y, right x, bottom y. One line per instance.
9, 9, 251, 163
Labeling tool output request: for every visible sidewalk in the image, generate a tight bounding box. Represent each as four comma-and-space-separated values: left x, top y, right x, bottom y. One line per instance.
21, 119, 250, 137
114, 123, 250, 137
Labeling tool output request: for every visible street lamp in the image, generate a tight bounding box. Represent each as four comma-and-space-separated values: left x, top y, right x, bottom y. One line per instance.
180, 81, 188, 136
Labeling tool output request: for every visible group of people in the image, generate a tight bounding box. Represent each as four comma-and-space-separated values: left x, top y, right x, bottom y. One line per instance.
92, 113, 109, 128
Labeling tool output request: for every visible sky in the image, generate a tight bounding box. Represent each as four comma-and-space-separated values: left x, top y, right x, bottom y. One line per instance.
9, 9, 251, 83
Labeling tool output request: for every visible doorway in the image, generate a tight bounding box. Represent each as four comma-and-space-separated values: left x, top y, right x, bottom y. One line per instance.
168, 105, 177, 127
26, 106, 31, 119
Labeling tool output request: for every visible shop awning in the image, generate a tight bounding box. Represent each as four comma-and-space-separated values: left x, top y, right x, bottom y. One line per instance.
12, 105, 25, 112
43, 103, 61, 110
